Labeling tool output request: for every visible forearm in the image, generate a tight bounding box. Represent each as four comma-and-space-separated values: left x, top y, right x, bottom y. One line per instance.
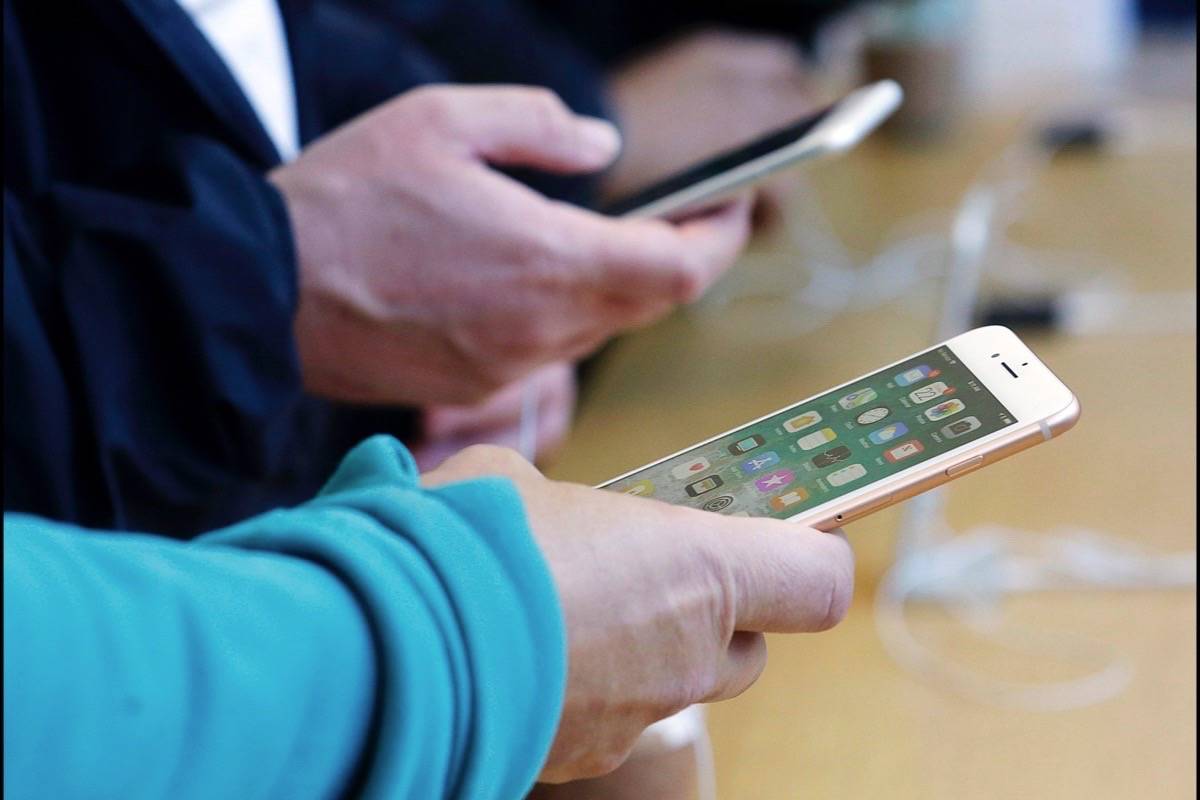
3, 515, 377, 799
3, 436, 566, 800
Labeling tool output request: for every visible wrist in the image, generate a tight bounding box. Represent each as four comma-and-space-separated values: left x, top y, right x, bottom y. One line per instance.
268, 167, 382, 402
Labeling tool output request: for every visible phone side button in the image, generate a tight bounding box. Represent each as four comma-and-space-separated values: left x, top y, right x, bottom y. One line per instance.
945, 456, 984, 477
834, 494, 893, 524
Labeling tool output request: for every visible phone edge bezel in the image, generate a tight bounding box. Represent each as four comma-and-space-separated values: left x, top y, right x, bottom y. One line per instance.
619, 79, 903, 219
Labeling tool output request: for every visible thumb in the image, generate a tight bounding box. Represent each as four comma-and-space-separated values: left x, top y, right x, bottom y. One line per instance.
711, 520, 855, 634
423, 85, 621, 173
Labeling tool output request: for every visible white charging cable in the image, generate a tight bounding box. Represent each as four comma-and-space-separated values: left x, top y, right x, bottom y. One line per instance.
696, 108, 1196, 345
876, 522, 1195, 711
879, 123, 1196, 710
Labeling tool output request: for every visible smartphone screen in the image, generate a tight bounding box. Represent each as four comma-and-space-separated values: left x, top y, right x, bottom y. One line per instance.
604, 344, 1017, 519
600, 105, 835, 217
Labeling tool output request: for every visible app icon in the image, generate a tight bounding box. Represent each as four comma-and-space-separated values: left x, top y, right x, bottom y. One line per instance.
811, 445, 852, 469
740, 451, 781, 474
671, 457, 711, 480
838, 387, 878, 410
925, 399, 965, 421
895, 365, 940, 387
884, 439, 925, 463
797, 427, 838, 451
728, 434, 766, 455
868, 422, 909, 445
855, 406, 890, 426
622, 480, 655, 497
685, 475, 723, 496
827, 464, 867, 487
770, 487, 810, 511
908, 381, 955, 404
941, 416, 983, 439
703, 495, 735, 512
754, 469, 795, 492
783, 410, 823, 433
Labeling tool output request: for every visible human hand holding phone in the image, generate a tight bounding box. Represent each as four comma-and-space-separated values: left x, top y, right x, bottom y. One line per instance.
601, 79, 901, 221
422, 445, 853, 783
270, 85, 753, 408
604, 29, 825, 207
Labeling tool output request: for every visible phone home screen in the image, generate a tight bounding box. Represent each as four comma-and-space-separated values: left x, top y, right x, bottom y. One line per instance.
605, 345, 1016, 520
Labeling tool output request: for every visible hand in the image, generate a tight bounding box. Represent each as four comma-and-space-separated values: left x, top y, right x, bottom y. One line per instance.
270, 85, 752, 406
423, 446, 854, 782
604, 29, 827, 229
526, 706, 711, 800
409, 361, 576, 472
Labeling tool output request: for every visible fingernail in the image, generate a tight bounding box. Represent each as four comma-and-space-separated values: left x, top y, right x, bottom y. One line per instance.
576, 116, 622, 160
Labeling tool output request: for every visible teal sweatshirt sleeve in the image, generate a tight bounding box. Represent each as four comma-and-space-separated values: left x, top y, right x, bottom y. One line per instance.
3, 435, 566, 800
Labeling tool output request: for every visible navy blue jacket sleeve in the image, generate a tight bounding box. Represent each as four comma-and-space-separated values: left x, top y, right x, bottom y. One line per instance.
3, 148, 331, 535
4, 0, 620, 538
3, 0, 418, 536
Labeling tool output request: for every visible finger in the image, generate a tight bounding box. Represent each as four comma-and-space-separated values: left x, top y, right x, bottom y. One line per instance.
468, 363, 574, 460
428, 408, 568, 469
418, 85, 621, 173
530, 368, 576, 464
547, 194, 752, 310
420, 405, 506, 444
705, 631, 768, 702
667, 195, 754, 300
594, 293, 677, 333
713, 522, 855, 634
543, 207, 703, 306
431, 164, 689, 317
420, 381, 527, 441
421, 362, 574, 440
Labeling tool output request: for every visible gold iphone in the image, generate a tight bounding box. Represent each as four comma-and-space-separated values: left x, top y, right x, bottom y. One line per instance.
600, 326, 1079, 530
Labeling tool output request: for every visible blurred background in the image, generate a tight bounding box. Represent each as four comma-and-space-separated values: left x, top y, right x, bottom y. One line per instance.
546, 0, 1197, 797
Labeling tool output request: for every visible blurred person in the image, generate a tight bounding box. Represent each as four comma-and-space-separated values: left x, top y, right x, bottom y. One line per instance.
4, 435, 855, 798
5, 0, 856, 530
3, 0, 749, 536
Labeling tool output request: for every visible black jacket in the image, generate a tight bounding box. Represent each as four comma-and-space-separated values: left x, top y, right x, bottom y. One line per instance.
4, 0, 848, 536
3, 0, 609, 536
